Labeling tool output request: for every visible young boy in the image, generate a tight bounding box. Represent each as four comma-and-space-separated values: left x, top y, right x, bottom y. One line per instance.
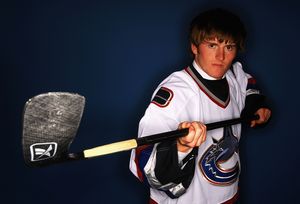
129, 8, 271, 204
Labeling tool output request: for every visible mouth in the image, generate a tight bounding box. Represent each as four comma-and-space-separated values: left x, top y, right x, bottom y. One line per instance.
212, 63, 224, 68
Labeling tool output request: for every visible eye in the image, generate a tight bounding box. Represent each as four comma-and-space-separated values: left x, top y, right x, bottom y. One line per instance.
226, 45, 236, 51
207, 43, 217, 49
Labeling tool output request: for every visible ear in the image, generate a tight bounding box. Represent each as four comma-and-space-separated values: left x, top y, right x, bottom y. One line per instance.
191, 43, 198, 55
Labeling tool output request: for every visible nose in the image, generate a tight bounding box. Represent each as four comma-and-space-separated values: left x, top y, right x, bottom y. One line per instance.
215, 48, 225, 61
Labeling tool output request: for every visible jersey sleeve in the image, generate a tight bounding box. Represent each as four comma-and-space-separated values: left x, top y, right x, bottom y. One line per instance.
231, 62, 270, 122
129, 72, 199, 198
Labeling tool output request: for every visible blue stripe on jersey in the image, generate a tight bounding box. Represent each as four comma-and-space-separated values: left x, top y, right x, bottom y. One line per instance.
136, 145, 154, 186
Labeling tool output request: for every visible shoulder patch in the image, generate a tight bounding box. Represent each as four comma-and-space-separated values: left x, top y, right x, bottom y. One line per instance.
151, 87, 174, 108
246, 77, 260, 96
248, 77, 257, 85
247, 77, 258, 90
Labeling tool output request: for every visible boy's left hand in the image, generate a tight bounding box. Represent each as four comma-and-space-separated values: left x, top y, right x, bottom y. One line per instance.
251, 108, 272, 127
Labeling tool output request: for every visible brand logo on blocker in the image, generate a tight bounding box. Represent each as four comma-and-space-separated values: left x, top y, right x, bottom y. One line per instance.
30, 142, 58, 162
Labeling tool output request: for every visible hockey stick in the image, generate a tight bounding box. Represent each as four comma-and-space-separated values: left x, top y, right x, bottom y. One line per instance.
22, 92, 258, 167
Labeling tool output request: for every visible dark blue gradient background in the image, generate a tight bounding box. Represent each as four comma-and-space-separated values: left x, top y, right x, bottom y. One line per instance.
2, 0, 299, 203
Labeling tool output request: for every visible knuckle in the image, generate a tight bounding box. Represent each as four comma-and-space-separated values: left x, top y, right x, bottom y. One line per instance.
184, 135, 193, 143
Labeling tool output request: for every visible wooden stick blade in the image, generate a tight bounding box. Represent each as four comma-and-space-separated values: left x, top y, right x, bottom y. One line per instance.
83, 139, 138, 158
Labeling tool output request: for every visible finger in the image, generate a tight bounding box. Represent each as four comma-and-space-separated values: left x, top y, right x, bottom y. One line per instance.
179, 121, 192, 130
258, 110, 270, 123
253, 113, 264, 125
264, 109, 271, 121
179, 122, 199, 146
192, 122, 206, 144
192, 122, 202, 138
257, 108, 272, 123
201, 124, 207, 143
250, 120, 256, 127
179, 125, 195, 144
196, 135, 202, 146
197, 123, 206, 143
195, 123, 206, 146
262, 111, 268, 122
251, 109, 272, 127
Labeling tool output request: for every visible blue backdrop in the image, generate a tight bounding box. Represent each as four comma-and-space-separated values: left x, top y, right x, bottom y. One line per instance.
3, 0, 300, 203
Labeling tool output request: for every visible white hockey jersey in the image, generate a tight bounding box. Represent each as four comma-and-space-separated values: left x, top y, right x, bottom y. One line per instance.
130, 61, 254, 204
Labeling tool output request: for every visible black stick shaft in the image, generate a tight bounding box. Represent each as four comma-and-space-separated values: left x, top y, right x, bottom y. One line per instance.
136, 115, 258, 146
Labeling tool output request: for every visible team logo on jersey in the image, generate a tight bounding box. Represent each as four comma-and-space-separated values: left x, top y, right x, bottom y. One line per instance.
151, 87, 174, 107
30, 142, 57, 162
199, 126, 240, 185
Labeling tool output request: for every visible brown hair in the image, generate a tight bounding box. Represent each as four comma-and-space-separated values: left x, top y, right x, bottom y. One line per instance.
190, 8, 247, 51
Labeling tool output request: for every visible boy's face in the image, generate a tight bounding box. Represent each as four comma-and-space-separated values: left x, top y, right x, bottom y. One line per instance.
191, 37, 237, 79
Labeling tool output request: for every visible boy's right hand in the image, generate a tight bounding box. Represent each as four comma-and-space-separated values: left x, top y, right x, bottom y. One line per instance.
177, 121, 207, 152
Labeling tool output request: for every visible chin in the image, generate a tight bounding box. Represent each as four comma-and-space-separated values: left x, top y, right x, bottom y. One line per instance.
212, 73, 226, 79
214, 70, 228, 78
